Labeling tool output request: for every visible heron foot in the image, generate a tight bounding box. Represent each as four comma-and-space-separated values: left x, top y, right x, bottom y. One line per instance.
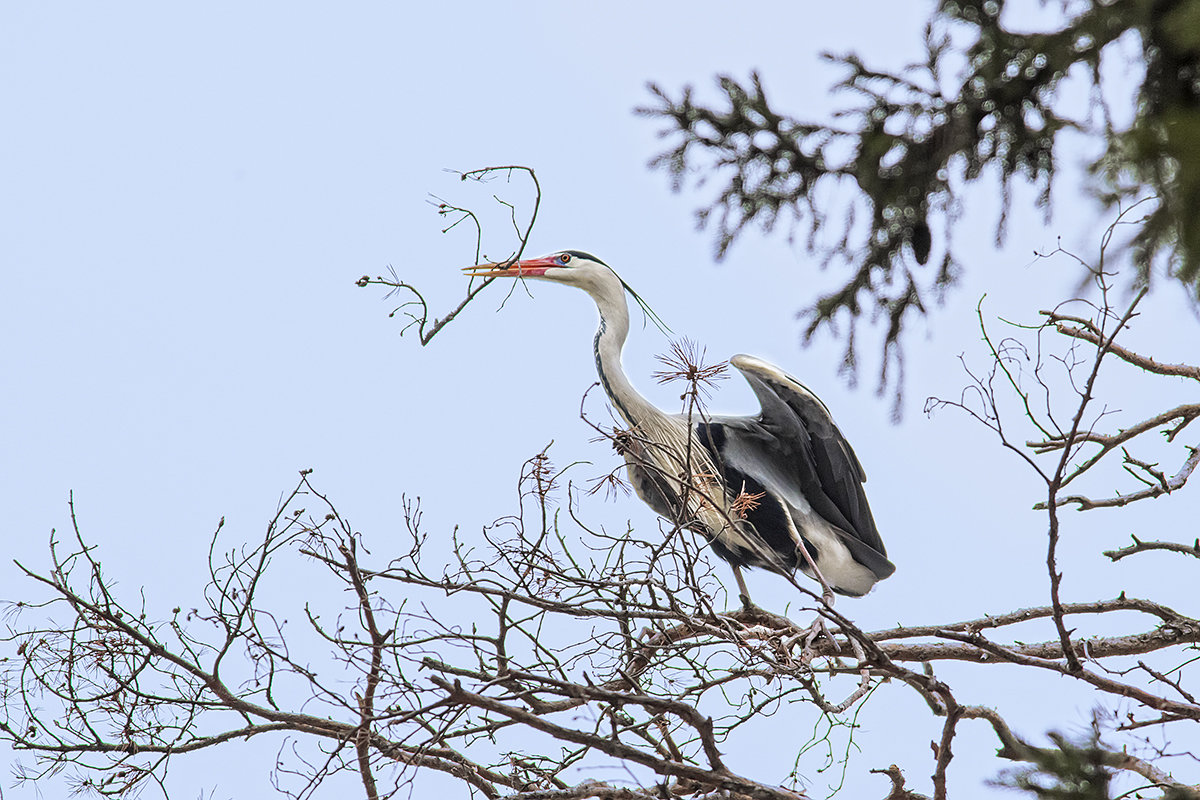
803, 615, 839, 654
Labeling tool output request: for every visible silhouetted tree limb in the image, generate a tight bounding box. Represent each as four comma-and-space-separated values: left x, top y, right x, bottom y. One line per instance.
640, 0, 1200, 393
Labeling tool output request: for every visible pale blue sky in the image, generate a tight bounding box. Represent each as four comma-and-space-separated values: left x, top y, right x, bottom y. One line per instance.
3, 3, 1197, 797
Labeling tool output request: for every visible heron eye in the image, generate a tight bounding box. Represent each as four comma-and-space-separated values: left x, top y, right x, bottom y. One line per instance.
559, 253, 572, 265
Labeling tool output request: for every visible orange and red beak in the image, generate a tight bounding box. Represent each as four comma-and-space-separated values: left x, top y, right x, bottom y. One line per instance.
461, 254, 560, 279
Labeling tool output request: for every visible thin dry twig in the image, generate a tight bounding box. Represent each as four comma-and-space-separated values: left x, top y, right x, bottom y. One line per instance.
355, 165, 542, 346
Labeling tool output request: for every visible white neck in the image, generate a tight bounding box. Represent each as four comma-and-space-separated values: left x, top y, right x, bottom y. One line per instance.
584, 279, 663, 429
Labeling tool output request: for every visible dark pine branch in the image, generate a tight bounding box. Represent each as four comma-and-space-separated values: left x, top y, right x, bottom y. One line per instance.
640, 0, 1200, 396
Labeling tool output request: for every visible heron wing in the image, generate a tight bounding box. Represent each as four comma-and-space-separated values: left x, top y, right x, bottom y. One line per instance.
714, 354, 893, 579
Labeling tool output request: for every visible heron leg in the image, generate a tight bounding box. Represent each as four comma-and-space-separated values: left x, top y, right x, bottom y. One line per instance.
779, 547, 840, 655
732, 565, 755, 610
795, 539, 836, 606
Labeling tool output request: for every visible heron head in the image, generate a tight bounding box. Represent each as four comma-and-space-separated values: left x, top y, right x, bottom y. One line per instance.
463, 250, 671, 334
462, 250, 618, 292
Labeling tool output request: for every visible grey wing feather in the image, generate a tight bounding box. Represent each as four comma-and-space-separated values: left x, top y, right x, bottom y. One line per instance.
727, 354, 892, 577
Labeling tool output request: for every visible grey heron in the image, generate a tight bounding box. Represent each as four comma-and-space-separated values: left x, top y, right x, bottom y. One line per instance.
464, 251, 894, 605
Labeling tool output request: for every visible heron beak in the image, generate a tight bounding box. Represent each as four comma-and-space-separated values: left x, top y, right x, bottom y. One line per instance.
461, 254, 559, 279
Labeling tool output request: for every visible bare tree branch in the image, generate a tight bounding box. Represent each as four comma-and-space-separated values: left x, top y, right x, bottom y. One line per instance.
5, 192, 1198, 799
